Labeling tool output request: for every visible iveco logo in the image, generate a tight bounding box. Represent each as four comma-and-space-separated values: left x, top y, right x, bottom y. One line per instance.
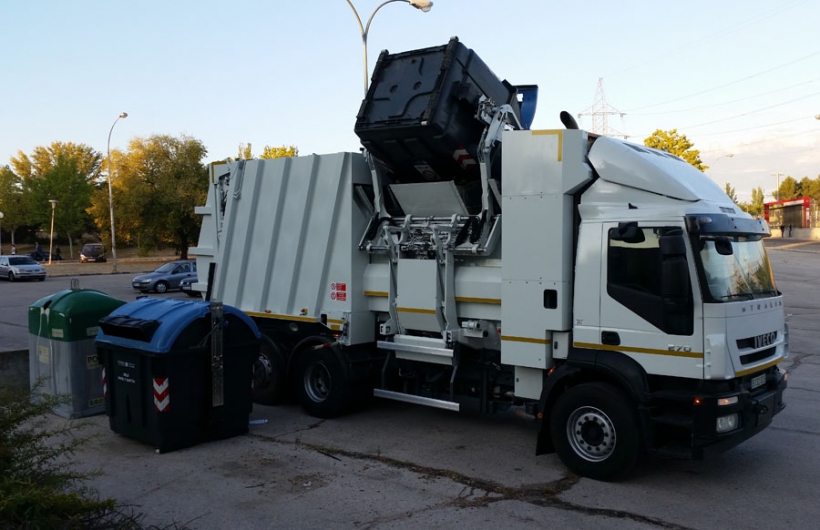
754, 331, 776, 349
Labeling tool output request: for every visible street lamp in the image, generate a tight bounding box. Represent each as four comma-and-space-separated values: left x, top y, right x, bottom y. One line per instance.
0, 211, 4, 254
346, 0, 433, 96
707, 153, 733, 179
48, 200, 57, 265
107, 112, 128, 273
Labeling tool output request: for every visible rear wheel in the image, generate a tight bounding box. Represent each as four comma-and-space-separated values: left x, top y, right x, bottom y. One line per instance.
253, 336, 287, 405
154, 281, 168, 294
550, 382, 640, 481
293, 345, 352, 419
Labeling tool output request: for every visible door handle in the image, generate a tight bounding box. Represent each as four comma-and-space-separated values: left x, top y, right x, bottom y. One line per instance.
601, 331, 621, 346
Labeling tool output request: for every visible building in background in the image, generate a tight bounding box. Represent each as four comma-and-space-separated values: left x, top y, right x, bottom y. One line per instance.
763, 197, 816, 229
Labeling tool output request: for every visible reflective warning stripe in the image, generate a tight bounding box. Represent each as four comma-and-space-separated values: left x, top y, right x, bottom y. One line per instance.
153, 377, 170, 412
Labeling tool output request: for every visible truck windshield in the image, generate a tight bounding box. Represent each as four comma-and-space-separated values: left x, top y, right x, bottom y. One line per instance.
696, 235, 777, 301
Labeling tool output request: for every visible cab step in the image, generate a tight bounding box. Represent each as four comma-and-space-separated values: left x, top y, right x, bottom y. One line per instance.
373, 389, 460, 412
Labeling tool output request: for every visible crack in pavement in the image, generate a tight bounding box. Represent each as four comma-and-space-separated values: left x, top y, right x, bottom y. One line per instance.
252, 433, 695, 529
770, 426, 820, 437
785, 385, 820, 394
262, 419, 326, 441
783, 353, 810, 374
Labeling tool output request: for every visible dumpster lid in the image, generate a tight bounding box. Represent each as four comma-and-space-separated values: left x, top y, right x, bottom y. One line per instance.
95, 298, 260, 354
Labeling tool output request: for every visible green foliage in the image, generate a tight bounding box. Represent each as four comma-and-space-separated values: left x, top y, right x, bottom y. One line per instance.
0, 165, 25, 244
776, 176, 800, 200
643, 129, 706, 171
746, 187, 765, 217
9, 142, 101, 250
89, 134, 209, 258
723, 182, 738, 204
0, 384, 121, 529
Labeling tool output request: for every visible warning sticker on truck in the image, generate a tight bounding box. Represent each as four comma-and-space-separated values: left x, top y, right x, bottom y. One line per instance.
330, 282, 347, 302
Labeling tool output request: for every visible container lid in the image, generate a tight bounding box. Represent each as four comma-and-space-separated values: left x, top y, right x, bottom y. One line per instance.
95, 297, 260, 354
28, 288, 126, 341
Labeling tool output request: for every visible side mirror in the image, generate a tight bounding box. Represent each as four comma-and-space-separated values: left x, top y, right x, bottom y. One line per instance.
714, 236, 734, 256
610, 222, 645, 244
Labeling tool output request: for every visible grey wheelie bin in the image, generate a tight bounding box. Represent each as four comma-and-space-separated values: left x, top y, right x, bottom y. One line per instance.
28, 282, 125, 418
95, 297, 260, 453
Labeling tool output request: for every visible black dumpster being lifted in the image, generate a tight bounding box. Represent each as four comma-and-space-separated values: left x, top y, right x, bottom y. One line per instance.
95, 298, 259, 453
354, 37, 521, 185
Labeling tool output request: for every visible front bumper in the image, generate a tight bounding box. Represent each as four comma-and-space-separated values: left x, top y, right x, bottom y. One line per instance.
692, 366, 787, 458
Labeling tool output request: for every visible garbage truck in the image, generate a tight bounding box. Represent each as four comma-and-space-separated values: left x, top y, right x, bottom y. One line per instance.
191, 38, 787, 480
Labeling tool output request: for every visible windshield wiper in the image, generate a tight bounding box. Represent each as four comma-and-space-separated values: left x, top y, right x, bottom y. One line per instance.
715, 293, 754, 301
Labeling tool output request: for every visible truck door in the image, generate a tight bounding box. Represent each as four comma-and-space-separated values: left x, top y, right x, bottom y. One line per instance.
596, 223, 703, 379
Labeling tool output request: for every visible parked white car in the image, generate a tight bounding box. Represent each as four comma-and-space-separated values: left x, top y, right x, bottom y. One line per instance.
0, 255, 47, 281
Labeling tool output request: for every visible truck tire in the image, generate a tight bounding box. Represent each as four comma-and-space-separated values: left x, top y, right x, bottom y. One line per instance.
253, 336, 287, 405
550, 382, 640, 481
293, 345, 352, 419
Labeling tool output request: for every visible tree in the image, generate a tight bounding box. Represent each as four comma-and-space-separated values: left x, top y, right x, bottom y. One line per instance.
89, 134, 209, 259
237, 143, 253, 159
749, 187, 765, 217
0, 166, 25, 247
643, 129, 706, 171
10, 143, 100, 255
260, 145, 298, 159
234, 143, 298, 160
776, 176, 800, 201
723, 182, 738, 203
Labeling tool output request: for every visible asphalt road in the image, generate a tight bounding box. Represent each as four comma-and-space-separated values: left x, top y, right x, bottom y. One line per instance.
2, 241, 819, 529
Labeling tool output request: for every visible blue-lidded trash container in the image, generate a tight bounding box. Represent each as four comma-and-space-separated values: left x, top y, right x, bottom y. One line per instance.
95, 298, 259, 453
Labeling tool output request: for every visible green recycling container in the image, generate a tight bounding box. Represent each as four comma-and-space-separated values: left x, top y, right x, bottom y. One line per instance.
28, 285, 125, 418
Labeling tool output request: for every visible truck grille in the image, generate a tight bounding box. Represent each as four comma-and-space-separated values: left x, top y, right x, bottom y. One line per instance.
740, 347, 775, 365
736, 331, 777, 350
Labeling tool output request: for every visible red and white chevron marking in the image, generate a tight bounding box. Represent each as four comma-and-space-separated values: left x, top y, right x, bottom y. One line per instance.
153, 377, 170, 412
102, 367, 107, 398
452, 146, 477, 169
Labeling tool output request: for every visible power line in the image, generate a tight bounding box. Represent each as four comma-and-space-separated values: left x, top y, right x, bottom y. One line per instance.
603, 0, 810, 79
631, 114, 818, 139
629, 77, 820, 116
680, 90, 820, 130
623, 49, 820, 112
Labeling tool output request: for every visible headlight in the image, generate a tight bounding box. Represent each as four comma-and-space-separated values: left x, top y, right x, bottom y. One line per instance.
140, 279, 152, 283
716, 413, 739, 433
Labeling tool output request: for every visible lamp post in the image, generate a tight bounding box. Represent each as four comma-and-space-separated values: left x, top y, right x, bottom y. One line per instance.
345, 0, 433, 96
107, 112, 128, 273
773, 171, 783, 201
0, 211, 4, 254
707, 153, 733, 179
48, 200, 57, 265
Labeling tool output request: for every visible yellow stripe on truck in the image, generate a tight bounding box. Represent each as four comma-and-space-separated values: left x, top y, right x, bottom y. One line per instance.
574, 342, 704, 359
502, 335, 551, 345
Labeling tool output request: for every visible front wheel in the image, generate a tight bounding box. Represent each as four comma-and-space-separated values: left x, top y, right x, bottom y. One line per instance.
293, 345, 352, 419
154, 281, 168, 294
8, 272, 15, 282
550, 382, 640, 481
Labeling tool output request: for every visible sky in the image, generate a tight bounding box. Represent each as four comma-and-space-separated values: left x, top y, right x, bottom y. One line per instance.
1, 0, 818, 203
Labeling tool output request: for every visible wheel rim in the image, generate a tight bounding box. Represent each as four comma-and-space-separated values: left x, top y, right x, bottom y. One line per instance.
566, 406, 616, 462
254, 354, 273, 389
304, 361, 331, 403
156, 283, 167, 293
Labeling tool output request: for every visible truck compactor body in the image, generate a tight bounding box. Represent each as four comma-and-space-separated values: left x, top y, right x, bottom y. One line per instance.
192, 39, 787, 480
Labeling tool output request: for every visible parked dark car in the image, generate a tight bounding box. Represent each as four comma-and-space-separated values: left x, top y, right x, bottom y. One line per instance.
179, 275, 201, 298
27, 251, 63, 262
80, 243, 106, 263
0, 255, 46, 281
132, 260, 197, 293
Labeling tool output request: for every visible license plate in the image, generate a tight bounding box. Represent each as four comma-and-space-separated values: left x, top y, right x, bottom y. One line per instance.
751, 373, 767, 390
